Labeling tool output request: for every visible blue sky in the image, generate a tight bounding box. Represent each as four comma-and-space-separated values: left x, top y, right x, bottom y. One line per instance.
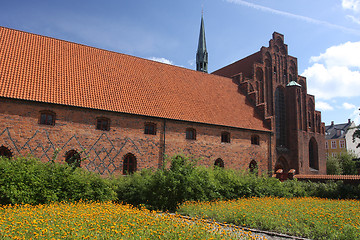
1, 0, 360, 126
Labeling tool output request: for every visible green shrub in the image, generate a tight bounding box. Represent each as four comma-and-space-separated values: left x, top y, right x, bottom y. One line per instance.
326, 151, 357, 175
327, 155, 343, 175
0, 155, 116, 205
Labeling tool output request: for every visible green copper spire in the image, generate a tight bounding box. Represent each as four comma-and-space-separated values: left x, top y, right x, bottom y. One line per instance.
196, 14, 208, 73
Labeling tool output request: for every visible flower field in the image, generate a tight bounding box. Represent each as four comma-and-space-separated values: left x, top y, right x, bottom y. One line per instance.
178, 197, 360, 240
0, 201, 264, 240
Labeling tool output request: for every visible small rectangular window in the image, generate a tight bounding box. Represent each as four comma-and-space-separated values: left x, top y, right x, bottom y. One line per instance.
221, 132, 230, 143
186, 128, 196, 140
144, 123, 156, 135
39, 111, 56, 125
96, 118, 110, 131
339, 140, 345, 148
325, 141, 328, 149
251, 135, 260, 145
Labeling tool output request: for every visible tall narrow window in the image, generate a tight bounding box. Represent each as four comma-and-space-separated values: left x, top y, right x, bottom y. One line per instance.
96, 117, 110, 131
65, 150, 81, 168
39, 111, 56, 125
0, 146, 12, 159
186, 128, 196, 140
251, 135, 260, 145
144, 122, 157, 135
275, 87, 286, 147
123, 153, 137, 175
309, 138, 319, 170
221, 132, 230, 143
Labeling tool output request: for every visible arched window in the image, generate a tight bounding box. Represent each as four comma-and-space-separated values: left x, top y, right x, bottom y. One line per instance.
249, 160, 258, 173
65, 150, 81, 168
309, 138, 319, 170
39, 110, 56, 126
221, 132, 230, 143
251, 135, 260, 145
275, 87, 286, 147
0, 146, 12, 159
123, 153, 137, 175
96, 117, 110, 131
186, 128, 196, 140
214, 158, 224, 168
144, 122, 157, 135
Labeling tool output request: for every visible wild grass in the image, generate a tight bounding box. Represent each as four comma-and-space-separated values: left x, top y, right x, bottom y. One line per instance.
178, 197, 360, 240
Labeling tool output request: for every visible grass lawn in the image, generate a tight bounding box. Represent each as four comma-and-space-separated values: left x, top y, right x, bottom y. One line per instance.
178, 197, 360, 240
0, 201, 264, 240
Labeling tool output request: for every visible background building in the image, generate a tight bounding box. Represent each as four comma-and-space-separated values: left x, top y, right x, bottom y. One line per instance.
325, 119, 360, 158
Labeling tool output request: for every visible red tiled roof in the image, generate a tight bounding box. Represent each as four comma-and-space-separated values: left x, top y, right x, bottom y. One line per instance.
0, 27, 269, 131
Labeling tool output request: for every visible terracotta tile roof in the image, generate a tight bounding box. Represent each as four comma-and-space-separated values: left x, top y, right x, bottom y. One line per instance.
294, 175, 360, 180
0, 27, 269, 132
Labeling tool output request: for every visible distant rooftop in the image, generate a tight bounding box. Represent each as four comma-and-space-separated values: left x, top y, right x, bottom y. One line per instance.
325, 119, 352, 140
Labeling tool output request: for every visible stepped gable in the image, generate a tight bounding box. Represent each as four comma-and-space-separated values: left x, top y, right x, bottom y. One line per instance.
0, 26, 269, 132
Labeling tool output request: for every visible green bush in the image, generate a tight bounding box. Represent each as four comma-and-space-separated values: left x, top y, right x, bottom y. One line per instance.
0, 155, 116, 205
2, 153, 360, 211
326, 151, 357, 175
113, 154, 360, 211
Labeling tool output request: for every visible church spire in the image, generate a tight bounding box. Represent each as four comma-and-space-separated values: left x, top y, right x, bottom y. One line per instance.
196, 14, 208, 73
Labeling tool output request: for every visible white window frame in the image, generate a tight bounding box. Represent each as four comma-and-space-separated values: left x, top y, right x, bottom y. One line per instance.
331, 140, 337, 149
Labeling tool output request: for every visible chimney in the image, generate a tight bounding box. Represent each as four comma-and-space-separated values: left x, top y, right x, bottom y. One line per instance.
348, 119, 351, 123
331, 121, 334, 126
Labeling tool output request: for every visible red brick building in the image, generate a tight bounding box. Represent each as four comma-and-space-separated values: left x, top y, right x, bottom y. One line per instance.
0, 25, 325, 176
213, 32, 326, 175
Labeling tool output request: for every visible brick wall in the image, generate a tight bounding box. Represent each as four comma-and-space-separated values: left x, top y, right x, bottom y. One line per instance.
0, 98, 271, 175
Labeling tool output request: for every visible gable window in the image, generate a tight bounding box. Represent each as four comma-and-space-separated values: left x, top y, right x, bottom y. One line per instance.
251, 135, 260, 145
96, 117, 110, 131
186, 128, 196, 140
65, 150, 81, 168
39, 111, 56, 126
221, 132, 230, 143
144, 122, 157, 135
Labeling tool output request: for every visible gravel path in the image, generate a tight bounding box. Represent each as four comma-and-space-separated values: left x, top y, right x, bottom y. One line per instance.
167, 213, 312, 240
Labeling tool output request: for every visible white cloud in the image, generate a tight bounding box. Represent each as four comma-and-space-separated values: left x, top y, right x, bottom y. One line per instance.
149, 57, 174, 65
342, 0, 360, 12
316, 101, 334, 111
226, 0, 360, 35
343, 102, 357, 109
302, 41, 360, 99
346, 15, 360, 24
